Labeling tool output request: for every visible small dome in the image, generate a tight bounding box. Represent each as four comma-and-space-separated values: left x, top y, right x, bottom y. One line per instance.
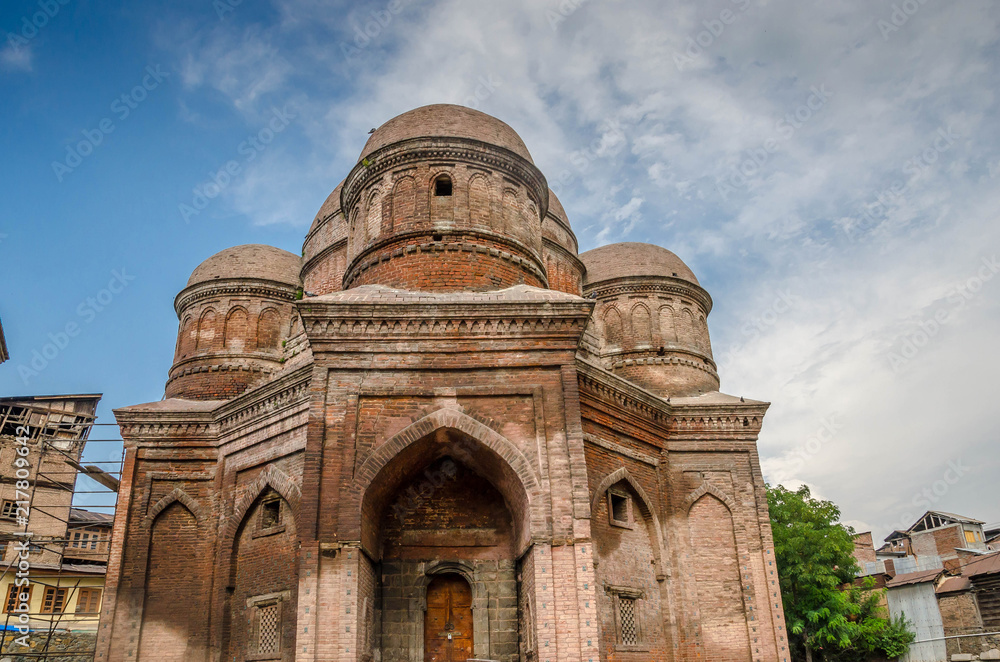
580, 242, 699, 286
547, 190, 568, 225
187, 244, 301, 287
358, 104, 534, 164
309, 180, 345, 235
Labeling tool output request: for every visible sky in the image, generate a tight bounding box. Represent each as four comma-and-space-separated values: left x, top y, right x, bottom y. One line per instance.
1, 0, 998, 544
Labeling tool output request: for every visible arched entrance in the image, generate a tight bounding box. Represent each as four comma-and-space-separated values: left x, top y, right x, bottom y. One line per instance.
424, 574, 473, 662
356, 419, 538, 662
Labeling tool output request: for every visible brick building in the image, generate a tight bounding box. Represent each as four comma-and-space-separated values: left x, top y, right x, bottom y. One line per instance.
97, 104, 789, 662
0, 394, 110, 632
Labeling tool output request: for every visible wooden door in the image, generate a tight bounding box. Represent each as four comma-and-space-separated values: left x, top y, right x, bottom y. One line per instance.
425, 574, 473, 662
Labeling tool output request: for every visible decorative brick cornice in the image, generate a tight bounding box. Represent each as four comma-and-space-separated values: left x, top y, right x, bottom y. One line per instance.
299, 289, 594, 347
608, 353, 719, 379
174, 278, 299, 315
576, 357, 673, 428
165, 359, 277, 386
115, 366, 312, 444
217, 370, 311, 431
342, 137, 548, 218
584, 276, 713, 314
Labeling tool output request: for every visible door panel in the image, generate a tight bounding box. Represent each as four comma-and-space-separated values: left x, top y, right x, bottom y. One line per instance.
425, 575, 473, 662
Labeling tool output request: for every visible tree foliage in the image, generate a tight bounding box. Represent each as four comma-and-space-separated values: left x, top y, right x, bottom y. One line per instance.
767, 484, 914, 661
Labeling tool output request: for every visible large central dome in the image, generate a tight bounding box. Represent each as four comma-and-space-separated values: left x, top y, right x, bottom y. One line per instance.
358, 104, 534, 164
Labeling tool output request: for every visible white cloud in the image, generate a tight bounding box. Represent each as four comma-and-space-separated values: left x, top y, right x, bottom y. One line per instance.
160, 0, 1000, 542
0, 42, 33, 72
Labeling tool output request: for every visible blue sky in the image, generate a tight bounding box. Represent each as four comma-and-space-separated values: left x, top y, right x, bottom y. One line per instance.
2, 0, 998, 542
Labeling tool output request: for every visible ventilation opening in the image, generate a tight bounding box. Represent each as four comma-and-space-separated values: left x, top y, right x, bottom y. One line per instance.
610, 492, 629, 525
434, 177, 453, 196
261, 499, 281, 528
618, 596, 638, 645
432, 233, 443, 242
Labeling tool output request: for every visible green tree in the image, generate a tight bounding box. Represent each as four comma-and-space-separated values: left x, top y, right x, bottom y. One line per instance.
767, 484, 913, 661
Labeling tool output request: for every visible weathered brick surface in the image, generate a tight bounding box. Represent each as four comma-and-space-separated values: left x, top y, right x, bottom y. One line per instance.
99, 104, 786, 662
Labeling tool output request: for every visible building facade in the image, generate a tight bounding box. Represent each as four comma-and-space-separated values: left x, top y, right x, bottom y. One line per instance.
97, 105, 789, 662
0, 394, 110, 634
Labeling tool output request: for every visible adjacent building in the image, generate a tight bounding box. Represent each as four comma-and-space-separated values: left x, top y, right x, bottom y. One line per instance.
0, 394, 110, 633
96, 104, 790, 662
854, 511, 1000, 661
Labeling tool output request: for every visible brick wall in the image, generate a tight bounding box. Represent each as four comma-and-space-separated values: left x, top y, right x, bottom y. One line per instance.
137, 502, 211, 661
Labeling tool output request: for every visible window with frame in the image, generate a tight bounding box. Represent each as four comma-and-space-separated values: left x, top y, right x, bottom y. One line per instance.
247, 591, 289, 660
608, 489, 632, 528
1, 500, 18, 520
618, 596, 638, 645
606, 586, 646, 650
261, 499, 281, 529
75, 587, 102, 614
4, 584, 32, 613
41, 586, 67, 614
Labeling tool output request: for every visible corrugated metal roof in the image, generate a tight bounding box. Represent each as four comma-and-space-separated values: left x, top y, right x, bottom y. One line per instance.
962, 550, 1000, 578
70, 507, 115, 524
936, 576, 972, 594
886, 568, 943, 588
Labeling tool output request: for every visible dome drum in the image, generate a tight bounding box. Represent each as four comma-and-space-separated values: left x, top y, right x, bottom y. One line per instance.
581, 243, 719, 398
339, 136, 549, 292
167, 245, 302, 400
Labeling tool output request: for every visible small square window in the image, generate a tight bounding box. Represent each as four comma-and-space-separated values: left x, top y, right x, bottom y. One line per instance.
434, 177, 453, 196
608, 490, 632, 528
261, 500, 281, 529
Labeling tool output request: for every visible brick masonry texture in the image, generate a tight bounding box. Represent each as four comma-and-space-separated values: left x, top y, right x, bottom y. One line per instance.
98, 104, 787, 662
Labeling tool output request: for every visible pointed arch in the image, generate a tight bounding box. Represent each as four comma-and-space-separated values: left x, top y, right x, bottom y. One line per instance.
196, 308, 218, 351
224, 306, 249, 351
631, 302, 652, 346
366, 188, 383, 241
224, 464, 301, 541
683, 481, 737, 513
257, 308, 281, 351
659, 305, 677, 344
147, 487, 204, 523
355, 407, 543, 553
468, 173, 491, 228
391, 175, 416, 229
603, 307, 623, 348
591, 466, 668, 578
